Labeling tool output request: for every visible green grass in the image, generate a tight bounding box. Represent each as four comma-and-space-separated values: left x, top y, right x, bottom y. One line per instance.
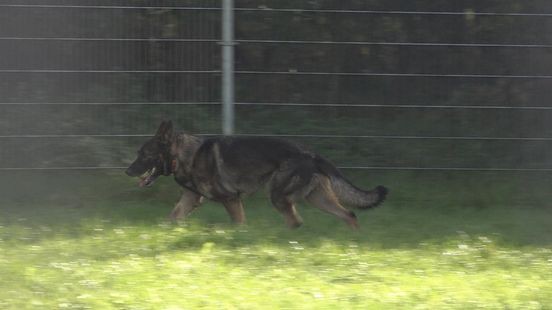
1, 171, 552, 309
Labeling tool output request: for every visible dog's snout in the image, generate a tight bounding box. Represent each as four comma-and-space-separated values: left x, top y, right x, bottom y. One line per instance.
125, 166, 137, 177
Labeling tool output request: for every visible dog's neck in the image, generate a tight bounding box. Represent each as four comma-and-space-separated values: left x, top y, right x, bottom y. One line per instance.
170, 132, 203, 176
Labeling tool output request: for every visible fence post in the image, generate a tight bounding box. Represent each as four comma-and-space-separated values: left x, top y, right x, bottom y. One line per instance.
221, 0, 235, 135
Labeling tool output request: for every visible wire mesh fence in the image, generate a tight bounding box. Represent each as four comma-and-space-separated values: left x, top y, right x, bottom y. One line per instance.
1, 1, 552, 172
0, 0, 222, 169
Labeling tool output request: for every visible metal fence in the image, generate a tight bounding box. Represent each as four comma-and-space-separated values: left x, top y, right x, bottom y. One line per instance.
1, 1, 552, 172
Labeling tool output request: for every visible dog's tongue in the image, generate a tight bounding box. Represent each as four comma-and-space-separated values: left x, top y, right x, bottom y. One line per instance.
137, 167, 156, 187
138, 177, 149, 188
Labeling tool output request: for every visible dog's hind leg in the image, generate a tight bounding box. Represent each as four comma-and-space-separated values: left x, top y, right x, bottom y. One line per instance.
169, 188, 203, 222
270, 195, 303, 229
305, 174, 359, 229
222, 198, 246, 224
269, 167, 306, 228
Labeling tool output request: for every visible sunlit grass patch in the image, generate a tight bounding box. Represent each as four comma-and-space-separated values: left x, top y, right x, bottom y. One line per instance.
2, 215, 552, 309
1, 171, 552, 308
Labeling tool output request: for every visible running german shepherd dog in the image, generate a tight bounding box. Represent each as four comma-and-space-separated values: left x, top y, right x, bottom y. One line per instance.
126, 120, 388, 228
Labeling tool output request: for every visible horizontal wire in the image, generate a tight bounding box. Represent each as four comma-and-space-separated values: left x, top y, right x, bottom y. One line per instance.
2, 37, 551, 48
1, 102, 551, 110
0, 37, 219, 43
0, 102, 220, 105
1, 4, 552, 17
0, 70, 220, 73
1, 166, 551, 172
1, 102, 196, 106
1, 70, 549, 79
0, 133, 210, 138
236, 39, 552, 49
338, 166, 552, 172
233, 133, 552, 141
234, 102, 552, 110
236, 70, 552, 79
0, 134, 151, 138
0, 4, 221, 10
1, 133, 551, 141
0, 166, 127, 171
234, 8, 552, 17
0, 133, 215, 138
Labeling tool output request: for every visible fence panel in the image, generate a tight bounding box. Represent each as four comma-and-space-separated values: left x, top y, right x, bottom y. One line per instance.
232, 1, 552, 172
0, 1, 221, 169
1, 1, 552, 173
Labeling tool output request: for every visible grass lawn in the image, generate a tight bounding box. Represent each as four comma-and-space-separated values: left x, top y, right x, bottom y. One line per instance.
1, 171, 551, 309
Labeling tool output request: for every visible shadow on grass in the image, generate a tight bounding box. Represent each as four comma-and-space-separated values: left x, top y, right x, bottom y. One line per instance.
1, 170, 552, 250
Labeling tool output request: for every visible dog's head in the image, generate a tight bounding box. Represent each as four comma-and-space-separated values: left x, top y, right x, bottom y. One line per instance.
126, 120, 175, 187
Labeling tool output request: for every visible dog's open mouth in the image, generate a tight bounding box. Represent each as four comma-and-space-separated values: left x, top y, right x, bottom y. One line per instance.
138, 167, 159, 187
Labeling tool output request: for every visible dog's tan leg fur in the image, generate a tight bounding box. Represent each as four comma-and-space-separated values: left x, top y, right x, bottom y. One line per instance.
169, 188, 203, 222
270, 196, 303, 228
280, 202, 303, 229
222, 198, 246, 224
306, 175, 359, 229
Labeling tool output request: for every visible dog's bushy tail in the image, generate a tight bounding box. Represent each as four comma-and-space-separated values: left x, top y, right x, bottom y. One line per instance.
314, 155, 388, 209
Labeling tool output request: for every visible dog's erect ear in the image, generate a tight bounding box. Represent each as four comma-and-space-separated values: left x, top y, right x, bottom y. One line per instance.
155, 120, 174, 143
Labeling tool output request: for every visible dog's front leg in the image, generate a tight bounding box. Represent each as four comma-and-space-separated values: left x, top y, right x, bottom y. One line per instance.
169, 187, 203, 222
222, 198, 246, 224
